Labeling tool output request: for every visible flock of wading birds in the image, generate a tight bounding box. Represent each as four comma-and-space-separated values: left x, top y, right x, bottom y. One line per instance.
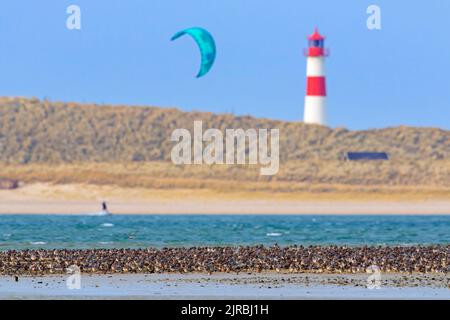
0, 245, 448, 275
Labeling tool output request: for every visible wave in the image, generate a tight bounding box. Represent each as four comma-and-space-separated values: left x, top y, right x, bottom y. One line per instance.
101, 223, 114, 227
30, 241, 47, 245
87, 211, 111, 217
266, 232, 282, 237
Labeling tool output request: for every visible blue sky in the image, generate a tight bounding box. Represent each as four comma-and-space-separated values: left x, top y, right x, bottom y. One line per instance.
0, 0, 449, 129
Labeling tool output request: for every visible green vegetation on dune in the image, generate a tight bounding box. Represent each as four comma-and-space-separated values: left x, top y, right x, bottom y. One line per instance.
1, 96, 449, 163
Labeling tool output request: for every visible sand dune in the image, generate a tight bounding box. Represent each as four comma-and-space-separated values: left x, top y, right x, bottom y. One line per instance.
0, 97, 449, 215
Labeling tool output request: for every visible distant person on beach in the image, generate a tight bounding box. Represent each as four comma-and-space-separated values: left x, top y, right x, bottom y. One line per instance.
102, 201, 108, 212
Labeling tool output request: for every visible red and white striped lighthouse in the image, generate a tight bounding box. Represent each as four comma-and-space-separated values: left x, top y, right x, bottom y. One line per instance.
304, 28, 329, 126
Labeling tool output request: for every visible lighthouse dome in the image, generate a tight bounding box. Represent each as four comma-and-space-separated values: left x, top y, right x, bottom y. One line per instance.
305, 27, 328, 57
308, 28, 325, 41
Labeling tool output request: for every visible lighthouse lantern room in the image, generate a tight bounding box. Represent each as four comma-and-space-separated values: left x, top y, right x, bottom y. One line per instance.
303, 28, 328, 126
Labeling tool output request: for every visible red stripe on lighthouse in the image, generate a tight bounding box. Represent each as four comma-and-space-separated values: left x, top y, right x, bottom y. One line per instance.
306, 77, 326, 96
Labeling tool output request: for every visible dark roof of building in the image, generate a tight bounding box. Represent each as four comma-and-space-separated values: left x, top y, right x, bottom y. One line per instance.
347, 152, 389, 161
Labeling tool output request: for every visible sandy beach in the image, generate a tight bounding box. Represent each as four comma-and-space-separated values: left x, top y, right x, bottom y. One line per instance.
1, 273, 448, 300
1, 183, 450, 214
2, 199, 450, 215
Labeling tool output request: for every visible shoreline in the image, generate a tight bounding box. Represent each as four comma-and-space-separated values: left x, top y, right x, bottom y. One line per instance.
0, 199, 450, 215
1, 273, 449, 300
1, 183, 450, 215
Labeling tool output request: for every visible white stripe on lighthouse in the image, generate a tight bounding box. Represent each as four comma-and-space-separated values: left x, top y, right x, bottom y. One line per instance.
304, 96, 327, 125
306, 57, 326, 77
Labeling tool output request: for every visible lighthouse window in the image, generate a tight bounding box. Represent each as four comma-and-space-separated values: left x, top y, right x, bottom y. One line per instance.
310, 40, 323, 48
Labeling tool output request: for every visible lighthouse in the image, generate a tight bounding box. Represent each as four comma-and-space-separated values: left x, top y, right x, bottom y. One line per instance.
303, 28, 328, 126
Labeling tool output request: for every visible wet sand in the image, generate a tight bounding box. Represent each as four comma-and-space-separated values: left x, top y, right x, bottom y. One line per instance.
1, 273, 448, 300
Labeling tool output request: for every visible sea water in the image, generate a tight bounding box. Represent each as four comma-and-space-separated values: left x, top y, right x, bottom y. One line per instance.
0, 215, 449, 250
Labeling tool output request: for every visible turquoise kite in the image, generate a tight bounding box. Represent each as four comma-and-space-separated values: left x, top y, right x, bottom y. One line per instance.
171, 27, 216, 78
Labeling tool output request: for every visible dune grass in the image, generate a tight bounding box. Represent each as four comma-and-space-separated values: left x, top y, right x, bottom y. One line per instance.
1, 161, 449, 201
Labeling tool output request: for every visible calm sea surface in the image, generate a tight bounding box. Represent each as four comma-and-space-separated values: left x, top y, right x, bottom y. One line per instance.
0, 215, 449, 250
